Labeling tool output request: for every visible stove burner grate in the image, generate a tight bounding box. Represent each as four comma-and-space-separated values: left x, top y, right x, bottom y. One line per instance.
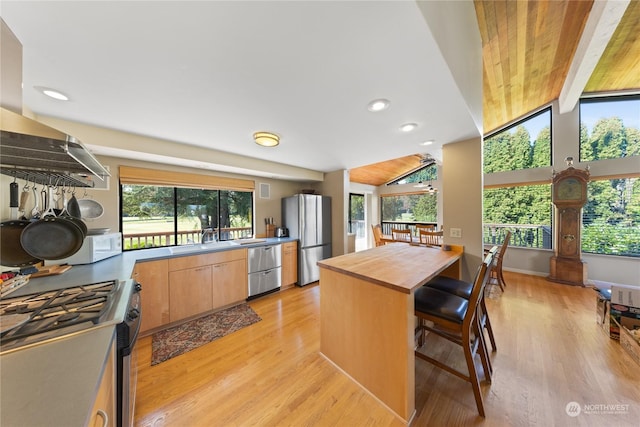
0, 280, 118, 352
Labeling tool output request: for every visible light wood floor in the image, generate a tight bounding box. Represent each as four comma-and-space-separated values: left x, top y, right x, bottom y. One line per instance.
134, 272, 640, 427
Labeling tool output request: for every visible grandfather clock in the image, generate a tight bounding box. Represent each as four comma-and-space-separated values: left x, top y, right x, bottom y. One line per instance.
548, 159, 590, 285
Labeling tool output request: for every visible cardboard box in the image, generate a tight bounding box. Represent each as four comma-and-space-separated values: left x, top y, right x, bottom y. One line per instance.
610, 303, 640, 340
610, 284, 640, 308
620, 326, 640, 367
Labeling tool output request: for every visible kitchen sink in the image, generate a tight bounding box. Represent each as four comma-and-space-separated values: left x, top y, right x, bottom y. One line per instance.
167, 241, 240, 254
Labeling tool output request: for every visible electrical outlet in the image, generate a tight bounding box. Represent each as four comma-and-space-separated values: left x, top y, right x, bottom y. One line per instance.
450, 228, 462, 238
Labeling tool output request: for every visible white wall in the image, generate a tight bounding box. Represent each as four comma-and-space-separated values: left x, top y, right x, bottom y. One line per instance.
443, 137, 484, 282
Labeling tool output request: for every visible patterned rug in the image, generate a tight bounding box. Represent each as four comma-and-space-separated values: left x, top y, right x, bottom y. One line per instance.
151, 303, 261, 365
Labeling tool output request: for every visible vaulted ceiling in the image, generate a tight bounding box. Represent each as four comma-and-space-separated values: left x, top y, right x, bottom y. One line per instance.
2, 2, 638, 187
350, 0, 640, 186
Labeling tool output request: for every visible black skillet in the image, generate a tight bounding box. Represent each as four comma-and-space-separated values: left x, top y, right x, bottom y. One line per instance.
1, 182, 41, 266
20, 186, 84, 260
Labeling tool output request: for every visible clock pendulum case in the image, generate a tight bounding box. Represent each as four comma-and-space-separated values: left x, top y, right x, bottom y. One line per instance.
548, 164, 590, 285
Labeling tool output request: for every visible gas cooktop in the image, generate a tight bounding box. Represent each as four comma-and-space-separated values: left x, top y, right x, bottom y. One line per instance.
0, 281, 118, 354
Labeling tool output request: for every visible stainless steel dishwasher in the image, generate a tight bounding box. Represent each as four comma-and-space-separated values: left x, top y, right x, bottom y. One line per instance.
248, 244, 282, 298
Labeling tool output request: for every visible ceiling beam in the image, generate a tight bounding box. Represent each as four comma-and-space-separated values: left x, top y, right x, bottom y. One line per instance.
558, 0, 630, 114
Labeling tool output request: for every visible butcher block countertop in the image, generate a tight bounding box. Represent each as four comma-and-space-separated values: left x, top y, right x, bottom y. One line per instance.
317, 242, 463, 294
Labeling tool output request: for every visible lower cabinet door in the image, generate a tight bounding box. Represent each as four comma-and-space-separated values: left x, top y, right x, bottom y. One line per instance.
169, 266, 213, 321
212, 259, 247, 308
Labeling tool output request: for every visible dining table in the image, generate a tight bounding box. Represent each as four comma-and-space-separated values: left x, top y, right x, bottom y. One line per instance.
317, 242, 463, 424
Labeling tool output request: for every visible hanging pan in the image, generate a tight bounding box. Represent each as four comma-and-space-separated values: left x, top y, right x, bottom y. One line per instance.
1, 182, 41, 267
77, 191, 104, 220
58, 187, 88, 237
20, 185, 84, 260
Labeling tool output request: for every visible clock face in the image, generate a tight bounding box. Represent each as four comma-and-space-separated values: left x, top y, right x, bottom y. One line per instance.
556, 177, 583, 201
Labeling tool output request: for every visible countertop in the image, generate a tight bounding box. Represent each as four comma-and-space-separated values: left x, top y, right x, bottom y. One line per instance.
0, 237, 295, 426
317, 242, 463, 294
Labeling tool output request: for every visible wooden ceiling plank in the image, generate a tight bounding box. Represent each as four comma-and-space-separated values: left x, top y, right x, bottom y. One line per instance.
586, 0, 640, 92
559, 0, 630, 113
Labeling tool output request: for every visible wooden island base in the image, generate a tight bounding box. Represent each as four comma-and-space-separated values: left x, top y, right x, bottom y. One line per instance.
318, 243, 463, 424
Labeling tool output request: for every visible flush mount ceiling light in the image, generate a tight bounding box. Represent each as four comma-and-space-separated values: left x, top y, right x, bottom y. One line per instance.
253, 131, 280, 147
420, 140, 434, 146
34, 86, 69, 101
367, 98, 390, 112
400, 123, 418, 133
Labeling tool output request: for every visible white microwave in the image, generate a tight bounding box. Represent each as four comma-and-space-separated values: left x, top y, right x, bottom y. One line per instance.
45, 232, 122, 265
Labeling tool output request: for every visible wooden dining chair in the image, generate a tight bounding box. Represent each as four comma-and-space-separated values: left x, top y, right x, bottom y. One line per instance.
414, 250, 495, 417
371, 224, 385, 247
391, 228, 413, 243
418, 229, 443, 246
490, 231, 511, 291
415, 224, 436, 233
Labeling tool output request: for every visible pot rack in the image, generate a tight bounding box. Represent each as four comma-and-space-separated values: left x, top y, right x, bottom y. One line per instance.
0, 167, 98, 188
1, 108, 110, 188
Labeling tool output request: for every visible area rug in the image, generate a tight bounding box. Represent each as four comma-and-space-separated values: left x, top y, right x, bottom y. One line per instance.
151, 304, 261, 365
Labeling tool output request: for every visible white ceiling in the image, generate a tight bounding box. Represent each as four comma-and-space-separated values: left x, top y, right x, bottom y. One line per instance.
1, 1, 480, 180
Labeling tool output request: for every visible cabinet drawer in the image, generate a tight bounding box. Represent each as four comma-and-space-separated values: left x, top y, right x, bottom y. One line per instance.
168, 248, 247, 271
206, 248, 247, 265
168, 253, 211, 271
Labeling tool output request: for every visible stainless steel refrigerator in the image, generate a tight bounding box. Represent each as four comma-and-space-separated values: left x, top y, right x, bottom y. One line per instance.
282, 194, 332, 286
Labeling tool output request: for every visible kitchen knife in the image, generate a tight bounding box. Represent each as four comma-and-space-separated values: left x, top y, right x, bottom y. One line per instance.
9, 182, 19, 220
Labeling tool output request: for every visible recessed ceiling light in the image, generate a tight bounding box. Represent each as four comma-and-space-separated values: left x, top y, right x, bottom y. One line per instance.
420, 140, 434, 146
400, 123, 418, 133
367, 99, 390, 112
35, 86, 69, 101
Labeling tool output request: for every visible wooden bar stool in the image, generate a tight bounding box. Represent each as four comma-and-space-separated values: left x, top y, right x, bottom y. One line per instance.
414, 251, 495, 417
425, 246, 499, 352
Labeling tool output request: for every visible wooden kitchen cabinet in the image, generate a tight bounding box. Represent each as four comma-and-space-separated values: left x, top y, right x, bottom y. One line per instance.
133, 259, 170, 335
134, 248, 248, 329
281, 241, 298, 288
169, 265, 213, 321
89, 335, 115, 427
212, 258, 247, 308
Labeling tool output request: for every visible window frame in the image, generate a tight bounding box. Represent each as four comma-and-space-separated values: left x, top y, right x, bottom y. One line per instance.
119, 167, 255, 251
578, 93, 640, 162
483, 106, 552, 174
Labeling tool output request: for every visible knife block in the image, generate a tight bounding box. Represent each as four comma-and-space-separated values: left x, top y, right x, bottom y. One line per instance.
266, 224, 275, 237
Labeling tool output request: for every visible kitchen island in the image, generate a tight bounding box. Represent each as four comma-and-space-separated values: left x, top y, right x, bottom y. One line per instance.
317, 243, 463, 424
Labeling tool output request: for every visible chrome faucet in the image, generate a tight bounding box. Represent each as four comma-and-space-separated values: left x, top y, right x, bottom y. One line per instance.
201, 228, 216, 244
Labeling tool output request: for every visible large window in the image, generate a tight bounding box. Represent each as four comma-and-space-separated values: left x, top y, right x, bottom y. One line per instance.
582, 178, 640, 257
348, 193, 364, 234
121, 184, 253, 250
580, 95, 640, 162
483, 185, 552, 249
389, 163, 437, 185
381, 193, 437, 224
484, 108, 551, 173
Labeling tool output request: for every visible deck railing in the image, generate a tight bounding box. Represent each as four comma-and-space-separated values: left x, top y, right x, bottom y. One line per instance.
380, 221, 439, 237
123, 227, 253, 250
484, 223, 552, 249
378, 221, 551, 249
